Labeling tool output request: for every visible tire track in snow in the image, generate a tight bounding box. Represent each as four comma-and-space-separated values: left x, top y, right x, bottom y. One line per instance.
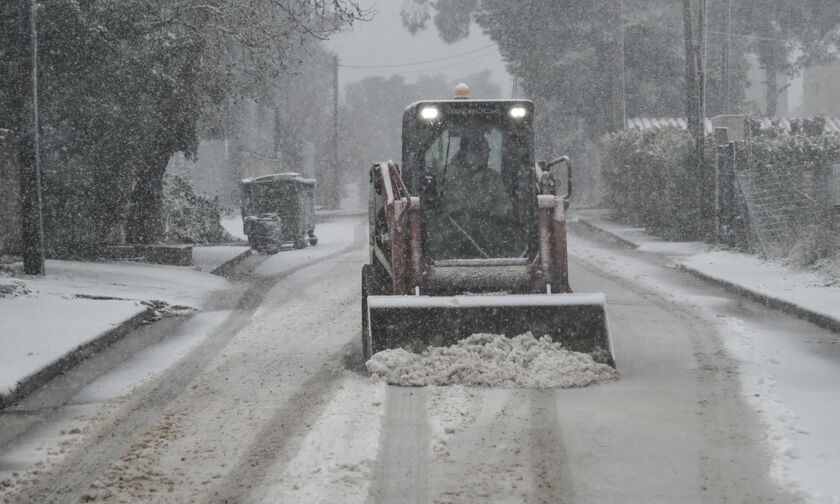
207, 341, 356, 503
528, 389, 575, 503
369, 386, 573, 504
4, 224, 367, 503
427, 390, 531, 502
565, 228, 794, 502
250, 375, 385, 503
368, 387, 430, 504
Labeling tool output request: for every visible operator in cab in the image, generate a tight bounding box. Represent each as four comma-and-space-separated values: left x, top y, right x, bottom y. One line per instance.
444, 130, 511, 219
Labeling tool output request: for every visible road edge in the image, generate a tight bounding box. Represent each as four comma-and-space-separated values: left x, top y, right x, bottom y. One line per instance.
0, 309, 156, 410
675, 262, 840, 334
573, 216, 840, 336
0, 247, 255, 412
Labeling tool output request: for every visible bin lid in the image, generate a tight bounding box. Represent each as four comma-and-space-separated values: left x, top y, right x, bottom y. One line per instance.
241, 172, 316, 185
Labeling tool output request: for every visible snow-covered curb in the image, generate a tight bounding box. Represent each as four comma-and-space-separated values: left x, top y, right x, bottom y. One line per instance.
0, 302, 153, 408
676, 252, 840, 334
0, 258, 234, 409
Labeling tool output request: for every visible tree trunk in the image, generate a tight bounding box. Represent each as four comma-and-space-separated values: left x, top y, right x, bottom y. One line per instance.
682, 0, 699, 141
758, 40, 783, 117
92, 159, 134, 246
682, 0, 706, 240
125, 153, 169, 245
696, 0, 706, 122
765, 66, 778, 117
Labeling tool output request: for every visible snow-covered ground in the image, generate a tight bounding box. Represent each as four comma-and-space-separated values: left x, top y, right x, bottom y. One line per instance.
2, 204, 839, 502
571, 210, 840, 503
0, 259, 234, 400
220, 214, 247, 241
0, 218, 359, 404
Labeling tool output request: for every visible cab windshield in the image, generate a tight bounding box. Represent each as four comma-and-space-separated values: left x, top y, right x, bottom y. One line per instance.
418, 116, 533, 261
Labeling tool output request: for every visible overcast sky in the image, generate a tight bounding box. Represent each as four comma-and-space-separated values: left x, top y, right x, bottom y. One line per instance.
323, 0, 511, 98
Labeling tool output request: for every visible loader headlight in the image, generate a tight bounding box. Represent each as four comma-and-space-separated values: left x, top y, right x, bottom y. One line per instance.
509, 106, 527, 119
420, 106, 440, 120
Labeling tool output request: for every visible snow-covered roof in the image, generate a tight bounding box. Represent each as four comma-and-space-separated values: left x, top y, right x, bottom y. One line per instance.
627, 117, 714, 135
752, 117, 840, 135
241, 172, 316, 185
627, 116, 840, 136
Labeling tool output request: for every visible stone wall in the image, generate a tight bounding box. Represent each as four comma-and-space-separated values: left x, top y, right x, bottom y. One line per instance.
0, 129, 22, 256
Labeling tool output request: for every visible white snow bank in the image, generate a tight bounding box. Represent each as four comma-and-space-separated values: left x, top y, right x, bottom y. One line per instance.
0, 259, 230, 399
1, 297, 145, 396
220, 215, 247, 241
19, 260, 229, 308
680, 250, 840, 321
366, 333, 618, 388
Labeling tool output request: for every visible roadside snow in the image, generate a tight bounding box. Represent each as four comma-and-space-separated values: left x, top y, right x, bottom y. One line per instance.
681, 250, 840, 321
366, 333, 618, 388
0, 260, 230, 399
570, 228, 840, 504
220, 214, 247, 241
15, 260, 228, 308
253, 220, 360, 277
1, 298, 145, 396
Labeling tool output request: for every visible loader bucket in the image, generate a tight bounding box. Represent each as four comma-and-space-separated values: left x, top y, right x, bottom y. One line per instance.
366, 293, 615, 367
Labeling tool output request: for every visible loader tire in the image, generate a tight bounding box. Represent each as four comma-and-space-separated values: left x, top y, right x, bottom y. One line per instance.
361, 267, 371, 360
361, 262, 389, 361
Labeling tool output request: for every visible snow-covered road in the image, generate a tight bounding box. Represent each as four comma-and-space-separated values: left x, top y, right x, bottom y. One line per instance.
1, 217, 837, 503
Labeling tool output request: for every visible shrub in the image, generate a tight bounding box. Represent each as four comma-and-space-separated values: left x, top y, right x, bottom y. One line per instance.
601, 127, 699, 240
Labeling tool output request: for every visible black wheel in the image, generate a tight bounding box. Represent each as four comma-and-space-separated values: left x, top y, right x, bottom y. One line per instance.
361, 262, 390, 360
361, 266, 372, 360
293, 236, 307, 249
308, 234, 318, 246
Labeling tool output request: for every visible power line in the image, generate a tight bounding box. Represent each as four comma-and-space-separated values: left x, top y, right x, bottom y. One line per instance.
341, 52, 499, 75
339, 43, 496, 69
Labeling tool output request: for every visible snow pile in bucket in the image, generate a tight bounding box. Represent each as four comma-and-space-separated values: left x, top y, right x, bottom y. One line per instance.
366, 332, 618, 388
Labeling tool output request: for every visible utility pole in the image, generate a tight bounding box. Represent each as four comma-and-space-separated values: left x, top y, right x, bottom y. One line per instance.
696, 0, 709, 238
331, 54, 340, 210
682, 0, 707, 239
697, 0, 707, 122
611, 0, 626, 131
17, 0, 45, 275
682, 0, 699, 141
723, 0, 731, 112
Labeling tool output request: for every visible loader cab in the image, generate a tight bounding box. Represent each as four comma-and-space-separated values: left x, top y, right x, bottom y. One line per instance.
401, 99, 537, 261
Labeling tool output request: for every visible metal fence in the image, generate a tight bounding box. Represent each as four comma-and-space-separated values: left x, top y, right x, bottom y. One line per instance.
733, 160, 837, 259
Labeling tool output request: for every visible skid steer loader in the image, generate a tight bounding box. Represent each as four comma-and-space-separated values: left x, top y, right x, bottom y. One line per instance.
361, 85, 614, 367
